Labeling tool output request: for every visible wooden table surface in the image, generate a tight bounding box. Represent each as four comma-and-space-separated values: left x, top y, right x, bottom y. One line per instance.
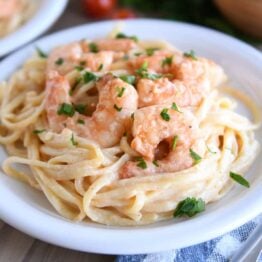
0, 1, 114, 261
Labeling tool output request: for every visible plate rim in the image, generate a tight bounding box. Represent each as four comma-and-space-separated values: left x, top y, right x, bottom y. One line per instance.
0, 19, 261, 255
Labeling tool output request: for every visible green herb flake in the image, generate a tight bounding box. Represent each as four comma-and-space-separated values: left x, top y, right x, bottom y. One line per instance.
134, 52, 142, 56
172, 135, 179, 150
119, 75, 136, 85
229, 172, 250, 188
206, 145, 217, 154
32, 129, 46, 134
98, 63, 103, 71
162, 56, 173, 67
160, 108, 170, 121
36, 47, 47, 58
88, 42, 99, 53
171, 102, 182, 113
131, 113, 134, 119
136, 157, 147, 169
114, 104, 122, 112
153, 160, 159, 167
75, 65, 84, 71
173, 197, 205, 218
57, 103, 75, 117
146, 48, 159, 56
55, 58, 64, 65
77, 119, 85, 125
189, 149, 202, 164
115, 32, 138, 42
70, 134, 78, 146
74, 104, 86, 114
79, 61, 86, 66
183, 50, 197, 60
83, 71, 97, 84
116, 87, 126, 97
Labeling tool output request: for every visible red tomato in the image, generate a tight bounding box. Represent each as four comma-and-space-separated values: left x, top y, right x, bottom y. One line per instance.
82, 0, 117, 19
111, 8, 136, 19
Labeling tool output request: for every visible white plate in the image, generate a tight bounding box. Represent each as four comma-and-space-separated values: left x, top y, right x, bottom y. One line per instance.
0, 19, 261, 255
0, 0, 68, 57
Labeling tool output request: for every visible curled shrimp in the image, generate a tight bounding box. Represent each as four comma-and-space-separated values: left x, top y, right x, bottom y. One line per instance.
119, 105, 201, 178
132, 51, 226, 107
0, 0, 19, 18
45, 72, 138, 147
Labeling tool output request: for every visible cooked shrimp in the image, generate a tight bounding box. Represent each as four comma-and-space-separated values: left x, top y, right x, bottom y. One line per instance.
119, 105, 200, 178
0, 0, 19, 19
47, 42, 117, 75
45, 72, 138, 147
90, 39, 137, 52
135, 53, 226, 107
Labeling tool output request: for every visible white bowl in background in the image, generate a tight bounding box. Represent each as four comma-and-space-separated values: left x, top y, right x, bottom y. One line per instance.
0, 0, 68, 57
0, 19, 261, 254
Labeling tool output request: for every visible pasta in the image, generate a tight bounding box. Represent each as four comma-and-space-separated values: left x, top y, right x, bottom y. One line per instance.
0, 31, 259, 226
0, 0, 37, 38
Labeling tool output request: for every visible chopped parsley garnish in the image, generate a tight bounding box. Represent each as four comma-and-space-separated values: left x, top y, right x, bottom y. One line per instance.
146, 47, 159, 56
183, 50, 197, 60
172, 135, 179, 150
79, 61, 86, 66
83, 71, 97, 84
135, 62, 162, 80
98, 63, 103, 71
36, 47, 47, 58
115, 32, 138, 42
55, 58, 64, 65
135, 61, 148, 75
74, 104, 86, 114
229, 172, 250, 188
153, 160, 159, 167
32, 129, 46, 134
89, 42, 99, 53
119, 75, 136, 85
131, 113, 134, 119
160, 108, 170, 121
171, 102, 182, 113
75, 65, 84, 71
134, 52, 142, 56
189, 149, 202, 164
173, 197, 205, 217
57, 103, 75, 117
162, 56, 173, 67
70, 134, 78, 146
114, 104, 122, 112
206, 145, 217, 154
116, 87, 126, 97
77, 119, 85, 125
136, 157, 147, 169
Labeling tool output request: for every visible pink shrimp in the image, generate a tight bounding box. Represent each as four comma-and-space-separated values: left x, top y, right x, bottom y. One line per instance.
45, 72, 138, 147
131, 51, 226, 108
119, 105, 200, 179
0, 0, 19, 19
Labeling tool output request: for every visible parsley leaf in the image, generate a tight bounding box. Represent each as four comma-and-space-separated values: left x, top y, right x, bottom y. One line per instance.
183, 50, 197, 60
114, 104, 122, 112
57, 103, 75, 117
83, 71, 97, 84
136, 157, 147, 169
36, 47, 47, 58
74, 104, 86, 114
135, 62, 162, 80
229, 172, 250, 188
89, 42, 99, 53
32, 129, 46, 134
153, 160, 159, 167
162, 56, 173, 67
75, 65, 84, 71
55, 58, 64, 65
77, 119, 85, 124
146, 47, 159, 56
79, 61, 86, 66
115, 32, 138, 42
70, 134, 78, 146
160, 108, 170, 121
116, 87, 126, 97
189, 149, 202, 164
120, 75, 136, 85
172, 135, 179, 150
206, 145, 217, 154
174, 197, 205, 217
171, 102, 182, 113
98, 63, 103, 71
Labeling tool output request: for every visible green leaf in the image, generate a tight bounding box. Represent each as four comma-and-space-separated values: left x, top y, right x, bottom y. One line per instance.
173, 197, 205, 217
115, 32, 138, 42
57, 103, 75, 117
162, 56, 173, 67
120, 75, 136, 85
172, 135, 179, 150
160, 108, 170, 121
36, 47, 47, 58
206, 144, 217, 154
189, 149, 202, 164
32, 129, 46, 134
183, 50, 197, 60
116, 87, 126, 97
171, 102, 182, 113
229, 172, 250, 188
88, 42, 99, 53
114, 104, 122, 112
75, 65, 84, 71
83, 71, 97, 84
146, 47, 159, 56
77, 119, 85, 125
136, 157, 147, 169
55, 58, 64, 65
74, 104, 86, 114
153, 160, 159, 167
70, 134, 78, 146
98, 63, 103, 71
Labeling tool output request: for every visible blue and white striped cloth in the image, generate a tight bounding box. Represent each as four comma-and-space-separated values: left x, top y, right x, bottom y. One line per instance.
116, 215, 261, 262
